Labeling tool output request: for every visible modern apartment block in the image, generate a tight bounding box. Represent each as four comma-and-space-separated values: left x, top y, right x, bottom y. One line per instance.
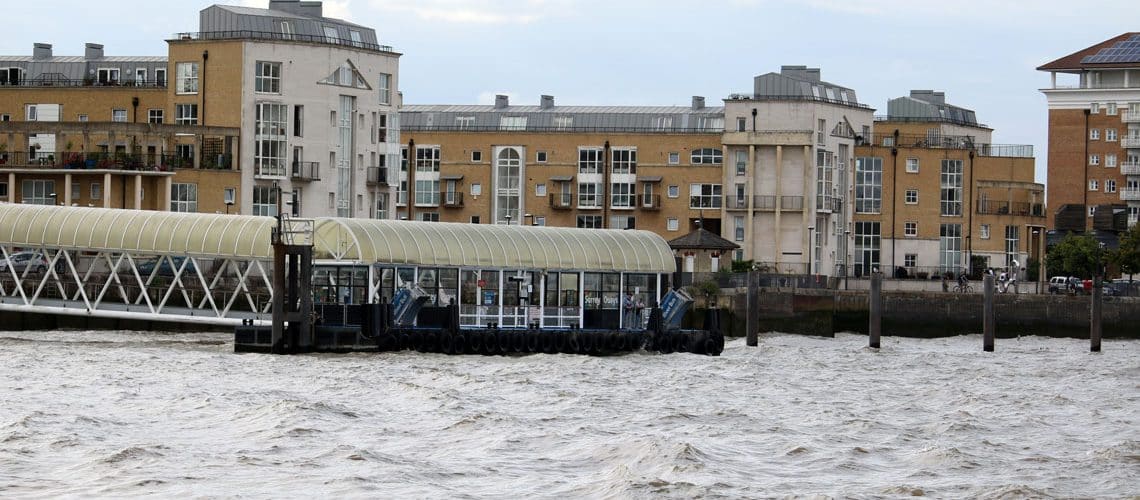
853, 91, 1043, 278
0, 0, 400, 218
1039, 32, 1140, 231
399, 95, 726, 237
722, 66, 873, 275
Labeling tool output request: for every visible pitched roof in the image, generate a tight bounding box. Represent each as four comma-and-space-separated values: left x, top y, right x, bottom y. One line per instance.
1037, 33, 1140, 72
667, 228, 740, 251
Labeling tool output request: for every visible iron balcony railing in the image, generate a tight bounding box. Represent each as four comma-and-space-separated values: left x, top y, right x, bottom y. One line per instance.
975, 199, 1046, 217
1122, 136, 1140, 148
0, 151, 194, 171
1123, 111, 1140, 123
780, 195, 804, 211
441, 191, 464, 207
548, 193, 574, 210
400, 124, 725, 134
640, 193, 662, 210
291, 161, 320, 181
173, 30, 396, 54
727, 93, 873, 110
365, 166, 387, 185
815, 195, 843, 212
1122, 189, 1140, 202
754, 195, 776, 211
0, 76, 167, 88
873, 114, 989, 128
868, 132, 1034, 158
724, 195, 748, 210
1121, 162, 1140, 176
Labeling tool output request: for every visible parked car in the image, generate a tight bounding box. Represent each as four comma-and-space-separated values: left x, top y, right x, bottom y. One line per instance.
137, 256, 196, 277
0, 251, 48, 274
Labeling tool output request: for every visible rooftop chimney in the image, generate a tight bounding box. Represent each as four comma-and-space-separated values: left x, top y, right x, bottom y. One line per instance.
269, 0, 324, 17
494, 94, 510, 109
540, 95, 554, 109
33, 43, 52, 60
780, 65, 821, 82
691, 96, 705, 110
84, 43, 104, 60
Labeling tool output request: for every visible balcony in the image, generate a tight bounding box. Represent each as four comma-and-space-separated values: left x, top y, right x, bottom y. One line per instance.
724, 195, 748, 210
1122, 189, 1140, 202
815, 195, 843, 213
1122, 162, 1140, 176
780, 195, 804, 211
441, 191, 464, 207
549, 193, 574, 210
976, 199, 1045, 217
1123, 137, 1140, 149
753, 195, 776, 211
0, 151, 183, 172
291, 161, 320, 181
640, 194, 662, 210
1123, 111, 1140, 123
366, 166, 387, 185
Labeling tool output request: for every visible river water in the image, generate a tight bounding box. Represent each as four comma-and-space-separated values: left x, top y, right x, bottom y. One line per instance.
1, 330, 1137, 499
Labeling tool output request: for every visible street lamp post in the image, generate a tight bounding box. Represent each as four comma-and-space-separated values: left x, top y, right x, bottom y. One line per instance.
807, 225, 815, 276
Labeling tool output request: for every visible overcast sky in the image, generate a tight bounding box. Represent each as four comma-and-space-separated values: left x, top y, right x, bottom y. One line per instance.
3, 0, 1138, 185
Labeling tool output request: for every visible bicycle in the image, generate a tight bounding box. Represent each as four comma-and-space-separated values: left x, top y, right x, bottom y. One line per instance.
953, 284, 973, 293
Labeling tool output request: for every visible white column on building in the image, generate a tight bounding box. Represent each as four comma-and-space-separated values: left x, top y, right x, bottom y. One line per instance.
103, 172, 112, 207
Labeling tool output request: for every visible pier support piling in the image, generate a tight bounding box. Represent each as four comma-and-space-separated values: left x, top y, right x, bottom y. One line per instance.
1091, 277, 1102, 352
869, 272, 881, 348
983, 273, 995, 352
746, 270, 758, 347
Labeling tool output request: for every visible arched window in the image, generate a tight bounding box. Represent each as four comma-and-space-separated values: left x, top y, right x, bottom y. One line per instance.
495, 147, 522, 224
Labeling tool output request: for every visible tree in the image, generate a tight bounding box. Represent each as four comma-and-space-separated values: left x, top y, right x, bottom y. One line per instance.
1110, 224, 1140, 279
1045, 232, 1106, 278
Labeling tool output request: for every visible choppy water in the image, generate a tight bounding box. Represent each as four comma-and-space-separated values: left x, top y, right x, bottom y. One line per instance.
1, 330, 1137, 499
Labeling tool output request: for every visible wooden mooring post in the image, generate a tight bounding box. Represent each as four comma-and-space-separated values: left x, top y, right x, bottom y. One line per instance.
1091, 277, 1102, 352
869, 272, 881, 348
983, 273, 995, 352
746, 270, 758, 347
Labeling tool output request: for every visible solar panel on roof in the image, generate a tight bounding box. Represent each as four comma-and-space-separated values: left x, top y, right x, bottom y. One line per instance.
1081, 34, 1140, 64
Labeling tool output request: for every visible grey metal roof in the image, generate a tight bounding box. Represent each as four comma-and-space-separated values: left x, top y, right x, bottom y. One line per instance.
886, 95, 978, 127
401, 104, 726, 132
0, 56, 167, 63
214, 4, 372, 29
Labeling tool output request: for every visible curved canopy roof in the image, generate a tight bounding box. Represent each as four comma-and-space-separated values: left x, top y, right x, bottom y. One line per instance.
0, 204, 274, 258
0, 205, 676, 273
312, 218, 675, 273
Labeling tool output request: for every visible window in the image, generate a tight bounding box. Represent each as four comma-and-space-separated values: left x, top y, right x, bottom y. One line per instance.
904, 253, 917, 268
500, 116, 527, 130
111, 109, 127, 122
1107, 129, 1118, 142
534, 216, 546, 226
349, 30, 363, 47
1089, 179, 1099, 191
293, 105, 304, 137
817, 119, 826, 145
1106, 179, 1117, 193
97, 68, 120, 85
77, 114, 88, 122
0, 113, 9, 121
176, 62, 198, 94
175, 104, 198, 125
378, 73, 391, 105
155, 68, 166, 87
91, 183, 101, 200
610, 215, 635, 230
1090, 129, 1100, 140
1089, 205, 1097, 217
255, 61, 281, 93
323, 26, 339, 43
579, 148, 602, 174
689, 183, 722, 209
577, 215, 603, 228
21, 180, 55, 205
690, 148, 723, 164
471, 151, 482, 162
668, 152, 680, 165
223, 187, 236, 205
420, 212, 439, 222
147, 109, 163, 124
1091, 103, 1100, 114
734, 216, 745, 241
535, 184, 546, 196
611, 148, 636, 175
170, 183, 198, 212
415, 179, 441, 206
980, 224, 990, 239
0, 67, 24, 85
456, 116, 475, 129
906, 158, 919, 173
940, 159, 963, 216
1005, 226, 1020, 269
855, 157, 883, 214
668, 185, 679, 198
667, 218, 679, 231
252, 186, 277, 217
536, 151, 548, 163
1107, 102, 1117, 115
578, 183, 601, 208
71, 182, 80, 201
611, 183, 635, 208
1089, 154, 1100, 166
0, 182, 7, 201
1107, 154, 1117, 168
939, 223, 962, 272
292, 189, 303, 217
905, 189, 918, 204
854, 221, 881, 277
471, 183, 482, 196
735, 150, 747, 176
904, 221, 917, 237
736, 117, 746, 132
255, 103, 288, 176
655, 117, 673, 130
471, 215, 481, 224
377, 114, 388, 142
